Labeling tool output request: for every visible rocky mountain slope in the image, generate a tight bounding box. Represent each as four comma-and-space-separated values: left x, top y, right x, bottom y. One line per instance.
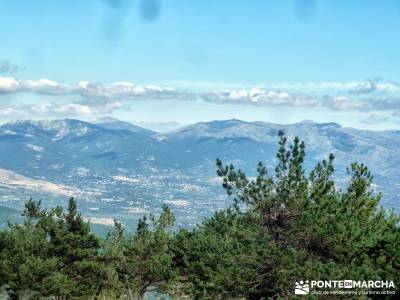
0, 118, 398, 229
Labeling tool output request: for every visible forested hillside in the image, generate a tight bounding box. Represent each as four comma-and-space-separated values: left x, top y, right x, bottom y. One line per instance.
0, 132, 399, 299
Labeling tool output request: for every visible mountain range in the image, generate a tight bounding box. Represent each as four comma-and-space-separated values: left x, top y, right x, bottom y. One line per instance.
0, 118, 399, 230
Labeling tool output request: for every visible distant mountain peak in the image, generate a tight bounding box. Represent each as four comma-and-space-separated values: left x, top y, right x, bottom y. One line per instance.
299, 119, 315, 124
205, 119, 248, 126
0, 119, 97, 143
4, 118, 91, 131
92, 117, 121, 124
92, 118, 156, 135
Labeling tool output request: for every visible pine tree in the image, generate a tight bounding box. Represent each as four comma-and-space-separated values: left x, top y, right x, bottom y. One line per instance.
0, 198, 118, 298
176, 132, 400, 299
107, 205, 178, 300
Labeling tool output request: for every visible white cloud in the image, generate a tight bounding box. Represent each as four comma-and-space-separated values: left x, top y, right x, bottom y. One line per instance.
0, 77, 74, 94
0, 77, 20, 93
323, 96, 366, 110
323, 95, 400, 112
23, 78, 75, 94
79, 81, 180, 100
0, 77, 182, 100
53, 104, 93, 115
2, 76, 400, 118
0, 106, 27, 117
201, 88, 317, 107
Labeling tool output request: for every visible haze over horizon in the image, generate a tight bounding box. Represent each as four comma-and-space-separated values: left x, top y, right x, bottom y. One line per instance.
1, 116, 398, 134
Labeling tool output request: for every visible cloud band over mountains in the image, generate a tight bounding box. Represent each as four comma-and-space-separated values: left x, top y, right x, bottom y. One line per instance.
1, 76, 400, 118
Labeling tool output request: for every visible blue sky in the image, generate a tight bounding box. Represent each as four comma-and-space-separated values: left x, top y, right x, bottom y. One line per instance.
1, 0, 400, 131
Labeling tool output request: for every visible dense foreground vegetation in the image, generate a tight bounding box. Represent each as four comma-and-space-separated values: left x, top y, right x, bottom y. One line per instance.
0, 132, 399, 299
